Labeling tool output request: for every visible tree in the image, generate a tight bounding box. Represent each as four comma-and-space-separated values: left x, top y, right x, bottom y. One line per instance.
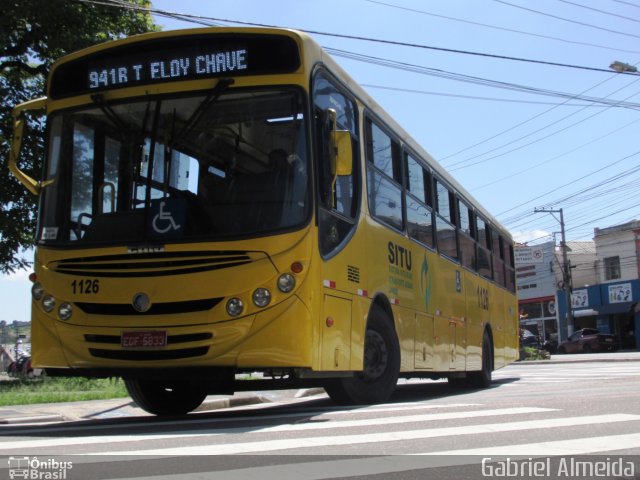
0, 0, 158, 273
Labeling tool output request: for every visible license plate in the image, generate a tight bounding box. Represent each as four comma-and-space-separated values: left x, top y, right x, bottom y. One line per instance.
605, 338, 613, 343
121, 330, 167, 348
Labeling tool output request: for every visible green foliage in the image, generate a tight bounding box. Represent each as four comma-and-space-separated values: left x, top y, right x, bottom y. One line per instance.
0, 0, 158, 273
520, 346, 550, 361
0, 376, 128, 405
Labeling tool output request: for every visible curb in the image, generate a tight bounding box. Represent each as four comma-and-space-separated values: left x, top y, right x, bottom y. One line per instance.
196, 394, 271, 412
0, 414, 65, 425
520, 356, 640, 365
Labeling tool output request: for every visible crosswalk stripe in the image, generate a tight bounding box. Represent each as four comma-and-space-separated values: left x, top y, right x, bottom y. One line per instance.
0, 402, 479, 436
421, 432, 640, 456
0, 407, 553, 451
98, 433, 640, 480
255, 407, 556, 433
98, 413, 640, 456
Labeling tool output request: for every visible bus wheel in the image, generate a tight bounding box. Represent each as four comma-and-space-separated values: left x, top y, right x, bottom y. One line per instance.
124, 379, 207, 416
468, 331, 493, 388
325, 306, 400, 405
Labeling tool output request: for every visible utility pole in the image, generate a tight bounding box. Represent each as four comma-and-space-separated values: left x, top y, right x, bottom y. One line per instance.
534, 208, 573, 339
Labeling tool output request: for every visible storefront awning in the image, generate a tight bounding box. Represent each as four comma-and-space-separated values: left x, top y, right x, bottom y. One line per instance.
596, 302, 637, 315
573, 308, 598, 318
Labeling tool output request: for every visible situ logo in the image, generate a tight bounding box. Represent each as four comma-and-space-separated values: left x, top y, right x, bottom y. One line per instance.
8, 456, 73, 479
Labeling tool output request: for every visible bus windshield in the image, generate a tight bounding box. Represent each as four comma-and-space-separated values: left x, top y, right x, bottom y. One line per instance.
39, 87, 309, 245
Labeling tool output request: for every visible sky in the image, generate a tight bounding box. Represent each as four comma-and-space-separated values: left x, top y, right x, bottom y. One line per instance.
2, 0, 639, 323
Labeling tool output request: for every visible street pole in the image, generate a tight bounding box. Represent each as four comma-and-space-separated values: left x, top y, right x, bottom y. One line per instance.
534, 208, 573, 339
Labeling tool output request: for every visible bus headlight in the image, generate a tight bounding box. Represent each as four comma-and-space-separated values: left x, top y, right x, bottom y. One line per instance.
32, 282, 44, 301
226, 298, 244, 317
42, 295, 56, 313
277, 273, 296, 293
58, 303, 73, 321
252, 288, 271, 308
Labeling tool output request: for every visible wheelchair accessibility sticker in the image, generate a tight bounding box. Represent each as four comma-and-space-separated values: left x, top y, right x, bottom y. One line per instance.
148, 198, 186, 238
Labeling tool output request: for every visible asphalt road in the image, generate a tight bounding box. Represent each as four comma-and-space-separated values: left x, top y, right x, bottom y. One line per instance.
1, 357, 640, 479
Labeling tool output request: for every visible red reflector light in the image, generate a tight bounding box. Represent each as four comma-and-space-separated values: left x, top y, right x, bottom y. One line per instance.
28, 272, 37, 283
291, 262, 303, 274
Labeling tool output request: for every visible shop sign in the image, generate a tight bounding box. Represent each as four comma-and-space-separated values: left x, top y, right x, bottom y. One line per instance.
571, 289, 589, 308
609, 283, 633, 303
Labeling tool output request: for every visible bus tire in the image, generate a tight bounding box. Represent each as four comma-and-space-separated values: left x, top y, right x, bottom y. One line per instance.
124, 379, 207, 416
468, 330, 493, 388
324, 306, 400, 405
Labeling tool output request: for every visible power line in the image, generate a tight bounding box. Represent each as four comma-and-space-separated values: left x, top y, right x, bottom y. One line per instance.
494, 0, 640, 40
449, 85, 640, 172
470, 117, 640, 191
366, 0, 640, 54
612, 0, 640, 9
497, 150, 640, 222
360, 84, 621, 107
557, 0, 640, 24
327, 48, 640, 110
73, 0, 639, 76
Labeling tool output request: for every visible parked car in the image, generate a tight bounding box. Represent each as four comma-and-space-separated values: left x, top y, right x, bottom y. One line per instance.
557, 328, 618, 353
520, 329, 539, 347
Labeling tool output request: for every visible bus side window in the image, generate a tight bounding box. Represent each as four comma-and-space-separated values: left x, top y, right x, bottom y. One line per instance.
458, 199, 476, 270
365, 119, 403, 231
434, 179, 458, 260
505, 242, 516, 292
313, 71, 359, 257
476, 215, 492, 279
492, 229, 506, 287
405, 153, 434, 248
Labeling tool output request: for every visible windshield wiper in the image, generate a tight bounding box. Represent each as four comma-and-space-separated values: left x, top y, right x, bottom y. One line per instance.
173, 78, 235, 143
90, 93, 127, 132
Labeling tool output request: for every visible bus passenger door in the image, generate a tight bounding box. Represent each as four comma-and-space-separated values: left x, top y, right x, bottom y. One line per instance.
433, 313, 450, 370
414, 313, 434, 369
321, 295, 352, 370
449, 321, 458, 370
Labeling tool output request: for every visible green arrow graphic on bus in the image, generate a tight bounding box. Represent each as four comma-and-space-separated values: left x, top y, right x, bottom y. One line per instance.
420, 255, 432, 308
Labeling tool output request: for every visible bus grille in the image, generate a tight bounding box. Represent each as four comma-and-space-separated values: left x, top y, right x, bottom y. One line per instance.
89, 347, 209, 361
76, 298, 222, 316
50, 250, 253, 277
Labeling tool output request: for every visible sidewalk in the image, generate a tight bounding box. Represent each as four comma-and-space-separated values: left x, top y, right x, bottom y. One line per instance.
521, 349, 640, 365
1, 351, 639, 425
0, 388, 325, 425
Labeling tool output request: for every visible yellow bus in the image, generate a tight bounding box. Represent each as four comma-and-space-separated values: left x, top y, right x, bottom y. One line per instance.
8, 27, 518, 415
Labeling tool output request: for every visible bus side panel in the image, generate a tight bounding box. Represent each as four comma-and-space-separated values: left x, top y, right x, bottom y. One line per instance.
31, 306, 70, 368
429, 255, 467, 371
236, 295, 315, 368
361, 215, 422, 372
491, 286, 506, 369
414, 312, 434, 369
316, 214, 371, 371
321, 295, 352, 370
463, 270, 487, 372
504, 295, 519, 364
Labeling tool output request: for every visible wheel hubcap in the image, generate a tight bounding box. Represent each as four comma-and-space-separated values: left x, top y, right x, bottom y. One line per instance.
362, 330, 388, 381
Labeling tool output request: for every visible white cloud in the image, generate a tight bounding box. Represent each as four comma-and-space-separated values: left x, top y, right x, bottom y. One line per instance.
512, 229, 553, 245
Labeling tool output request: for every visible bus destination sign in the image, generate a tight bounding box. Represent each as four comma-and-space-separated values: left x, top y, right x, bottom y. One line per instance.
48, 34, 300, 98
88, 49, 248, 90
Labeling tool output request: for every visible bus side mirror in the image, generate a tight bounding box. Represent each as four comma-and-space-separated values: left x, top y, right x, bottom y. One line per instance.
333, 130, 353, 176
8, 97, 47, 195
327, 108, 353, 177
326, 108, 353, 178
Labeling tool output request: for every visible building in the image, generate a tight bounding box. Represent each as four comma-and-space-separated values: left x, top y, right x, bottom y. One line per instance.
556, 220, 640, 350
516, 241, 557, 342
516, 239, 597, 345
